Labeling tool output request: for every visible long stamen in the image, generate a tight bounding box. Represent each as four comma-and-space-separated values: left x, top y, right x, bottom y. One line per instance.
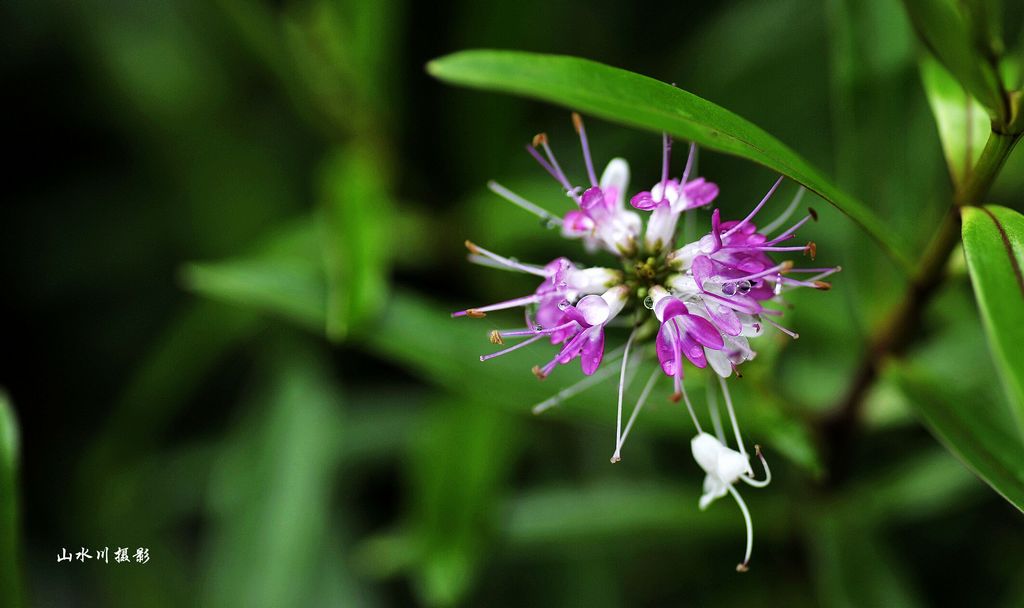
479, 333, 545, 361
727, 485, 754, 572
680, 142, 697, 184
741, 445, 772, 488
679, 380, 703, 434
464, 241, 549, 277
658, 133, 672, 201
614, 366, 661, 455
762, 213, 813, 245
467, 253, 547, 275
487, 181, 563, 225
451, 293, 543, 318
718, 376, 746, 457
572, 113, 598, 187
611, 327, 640, 463
729, 261, 793, 283
534, 133, 575, 193
761, 186, 805, 234
531, 344, 627, 414
497, 320, 578, 338
706, 376, 726, 442
722, 176, 784, 238
762, 315, 799, 339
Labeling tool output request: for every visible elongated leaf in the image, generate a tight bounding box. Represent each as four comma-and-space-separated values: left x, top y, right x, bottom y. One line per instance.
202, 343, 357, 608
920, 56, 990, 185
962, 205, 1024, 431
902, 0, 1007, 120
807, 513, 924, 608
319, 145, 391, 341
0, 391, 22, 608
892, 364, 1024, 512
427, 50, 911, 270
182, 219, 327, 332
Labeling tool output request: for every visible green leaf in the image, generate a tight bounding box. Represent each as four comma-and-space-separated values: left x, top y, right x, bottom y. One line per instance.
319, 145, 391, 341
806, 512, 924, 608
902, 0, 1008, 121
201, 342, 359, 608
182, 218, 327, 333
892, 363, 1024, 512
961, 205, 1024, 431
406, 400, 518, 606
427, 50, 912, 271
920, 56, 990, 185
0, 391, 23, 608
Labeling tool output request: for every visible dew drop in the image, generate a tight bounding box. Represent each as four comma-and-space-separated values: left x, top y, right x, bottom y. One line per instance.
722, 282, 738, 296
557, 299, 570, 310
737, 280, 752, 295
643, 295, 655, 309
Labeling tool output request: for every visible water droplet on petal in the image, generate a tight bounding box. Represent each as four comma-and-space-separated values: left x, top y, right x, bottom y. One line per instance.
643, 296, 654, 309
722, 282, 737, 296
557, 299, 570, 310
738, 280, 752, 295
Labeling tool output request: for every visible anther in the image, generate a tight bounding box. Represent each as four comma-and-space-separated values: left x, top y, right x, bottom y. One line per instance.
808, 207, 818, 221
489, 329, 504, 344
571, 112, 584, 133
532, 365, 547, 380
466, 309, 486, 318
670, 392, 682, 403
736, 563, 749, 573
813, 281, 831, 291
804, 241, 817, 260
779, 260, 795, 273
464, 240, 479, 254
532, 133, 548, 147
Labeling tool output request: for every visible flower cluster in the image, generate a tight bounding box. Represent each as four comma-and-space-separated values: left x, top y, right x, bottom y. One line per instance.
452, 113, 839, 571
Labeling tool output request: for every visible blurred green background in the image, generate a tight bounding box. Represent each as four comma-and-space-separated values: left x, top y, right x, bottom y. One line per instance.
3, 0, 1023, 606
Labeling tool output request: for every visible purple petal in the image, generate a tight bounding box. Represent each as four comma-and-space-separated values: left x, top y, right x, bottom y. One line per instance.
679, 330, 708, 368
580, 186, 606, 211
681, 178, 719, 209
660, 298, 689, 321
691, 255, 714, 289
562, 210, 595, 235
656, 323, 677, 376
703, 301, 742, 336
679, 314, 725, 350
580, 327, 605, 375
629, 190, 661, 211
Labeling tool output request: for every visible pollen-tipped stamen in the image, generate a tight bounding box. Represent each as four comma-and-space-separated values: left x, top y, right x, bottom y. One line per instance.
741, 444, 772, 488
480, 333, 545, 362
497, 320, 578, 338
451, 293, 544, 318
463, 241, 549, 277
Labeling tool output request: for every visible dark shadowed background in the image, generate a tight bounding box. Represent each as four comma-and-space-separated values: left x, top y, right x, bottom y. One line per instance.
2, 0, 1023, 606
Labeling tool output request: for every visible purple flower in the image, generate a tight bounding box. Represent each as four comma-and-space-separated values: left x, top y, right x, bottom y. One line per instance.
450, 115, 841, 570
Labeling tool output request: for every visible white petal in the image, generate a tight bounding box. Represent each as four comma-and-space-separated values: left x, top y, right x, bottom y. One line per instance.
599, 158, 630, 209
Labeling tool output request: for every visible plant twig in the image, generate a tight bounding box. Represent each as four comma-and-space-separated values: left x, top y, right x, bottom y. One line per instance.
820, 129, 1021, 483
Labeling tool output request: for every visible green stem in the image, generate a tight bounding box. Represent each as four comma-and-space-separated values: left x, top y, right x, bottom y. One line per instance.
821, 128, 1020, 482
